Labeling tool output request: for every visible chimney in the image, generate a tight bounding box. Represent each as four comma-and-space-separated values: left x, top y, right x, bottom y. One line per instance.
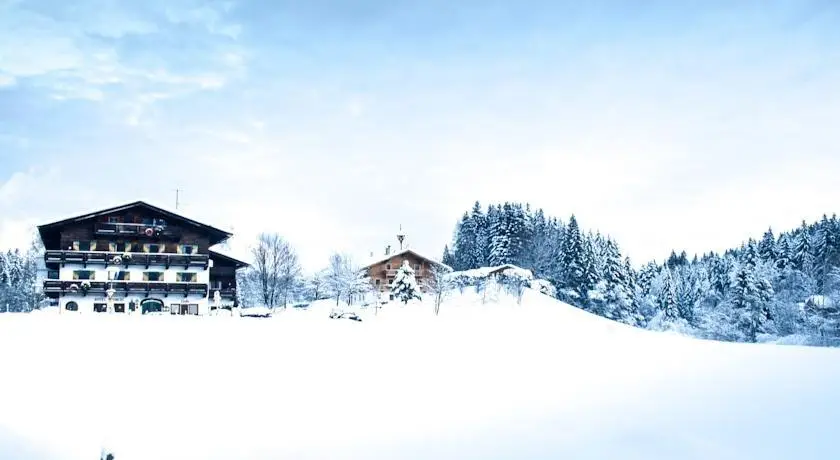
385, 245, 391, 256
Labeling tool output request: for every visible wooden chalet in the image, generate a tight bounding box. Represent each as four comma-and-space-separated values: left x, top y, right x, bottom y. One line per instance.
38, 201, 249, 315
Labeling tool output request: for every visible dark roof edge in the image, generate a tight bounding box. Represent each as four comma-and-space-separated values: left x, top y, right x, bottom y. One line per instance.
37, 201, 233, 239
209, 250, 250, 268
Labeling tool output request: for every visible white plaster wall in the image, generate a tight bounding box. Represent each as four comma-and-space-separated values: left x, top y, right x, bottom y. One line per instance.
58, 293, 209, 315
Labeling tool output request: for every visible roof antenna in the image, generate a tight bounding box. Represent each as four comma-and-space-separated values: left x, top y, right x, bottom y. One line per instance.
397, 224, 405, 251
173, 188, 182, 210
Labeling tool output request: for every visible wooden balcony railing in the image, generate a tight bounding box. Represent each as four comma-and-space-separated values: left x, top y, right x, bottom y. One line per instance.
95, 222, 181, 238
208, 286, 237, 298
42, 280, 208, 298
44, 250, 209, 269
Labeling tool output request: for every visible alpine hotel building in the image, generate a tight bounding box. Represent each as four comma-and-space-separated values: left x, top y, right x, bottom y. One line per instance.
38, 201, 248, 315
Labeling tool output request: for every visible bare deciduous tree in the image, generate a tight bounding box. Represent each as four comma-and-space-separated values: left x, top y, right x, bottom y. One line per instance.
423, 264, 454, 315
250, 233, 301, 309
325, 253, 374, 306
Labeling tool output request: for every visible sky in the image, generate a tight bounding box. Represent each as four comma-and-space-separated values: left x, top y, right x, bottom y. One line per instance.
1, 0, 839, 272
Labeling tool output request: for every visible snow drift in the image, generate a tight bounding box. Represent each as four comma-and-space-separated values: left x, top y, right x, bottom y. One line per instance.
1, 287, 839, 460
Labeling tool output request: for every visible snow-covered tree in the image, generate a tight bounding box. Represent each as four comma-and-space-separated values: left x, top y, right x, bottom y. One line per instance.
758, 228, 777, 262
391, 260, 422, 304
325, 253, 371, 306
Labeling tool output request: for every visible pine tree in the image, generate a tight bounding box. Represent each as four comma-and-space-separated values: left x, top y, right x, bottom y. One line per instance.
452, 211, 478, 270
441, 245, 455, 268
391, 260, 422, 304
742, 239, 759, 268
758, 228, 777, 262
792, 223, 816, 276
775, 234, 791, 271
728, 261, 774, 342
558, 215, 586, 301
814, 215, 840, 292
658, 268, 680, 321
480, 204, 499, 267
470, 202, 489, 268
489, 203, 513, 266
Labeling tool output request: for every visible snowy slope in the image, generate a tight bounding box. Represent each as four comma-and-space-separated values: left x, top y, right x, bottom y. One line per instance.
1, 289, 839, 459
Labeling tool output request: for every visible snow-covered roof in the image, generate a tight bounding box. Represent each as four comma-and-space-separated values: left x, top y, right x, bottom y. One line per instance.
360, 248, 451, 271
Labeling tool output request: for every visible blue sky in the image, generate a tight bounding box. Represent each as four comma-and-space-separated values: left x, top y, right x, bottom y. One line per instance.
1, 0, 839, 270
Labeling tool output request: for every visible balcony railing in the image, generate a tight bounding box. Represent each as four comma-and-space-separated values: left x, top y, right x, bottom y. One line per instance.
44, 250, 209, 269
95, 222, 181, 238
43, 280, 208, 298
209, 286, 237, 298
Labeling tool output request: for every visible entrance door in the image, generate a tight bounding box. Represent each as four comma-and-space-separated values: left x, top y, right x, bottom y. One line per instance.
140, 299, 163, 314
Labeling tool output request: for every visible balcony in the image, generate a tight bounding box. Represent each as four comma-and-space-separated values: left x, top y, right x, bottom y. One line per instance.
95, 222, 181, 238
43, 280, 208, 298
209, 286, 237, 298
44, 250, 209, 269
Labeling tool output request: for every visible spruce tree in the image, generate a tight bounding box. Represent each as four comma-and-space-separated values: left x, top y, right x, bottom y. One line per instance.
470, 202, 488, 268
390, 261, 422, 304
792, 223, 816, 276
441, 245, 455, 268
559, 214, 585, 299
758, 228, 777, 262
489, 202, 513, 266
452, 212, 476, 270
775, 234, 791, 271
658, 268, 680, 321
728, 261, 774, 342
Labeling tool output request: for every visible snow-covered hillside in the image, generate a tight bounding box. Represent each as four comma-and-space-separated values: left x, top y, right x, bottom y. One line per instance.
1, 288, 839, 460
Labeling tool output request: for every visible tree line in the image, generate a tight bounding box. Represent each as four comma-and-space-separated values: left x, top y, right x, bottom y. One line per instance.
444, 201, 840, 346
0, 239, 44, 313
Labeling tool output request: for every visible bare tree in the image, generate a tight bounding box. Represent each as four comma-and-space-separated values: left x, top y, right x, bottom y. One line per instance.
250, 233, 300, 309
325, 253, 373, 306
423, 264, 454, 315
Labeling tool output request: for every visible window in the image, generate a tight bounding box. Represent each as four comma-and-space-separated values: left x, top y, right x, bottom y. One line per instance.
93, 303, 107, 313
109, 271, 130, 281
143, 272, 164, 282
387, 277, 394, 285
114, 303, 125, 313
180, 244, 197, 255
108, 216, 120, 223
76, 241, 91, 251
109, 242, 128, 252
176, 272, 197, 282
130, 242, 143, 252
144, 244, 162, 253
72, 270, 95, 280
89, 241, 98, 251
415, 264, 421, 271
47, 270, 59, 280
375, 279, 380, 285
65, 301, 78, 311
